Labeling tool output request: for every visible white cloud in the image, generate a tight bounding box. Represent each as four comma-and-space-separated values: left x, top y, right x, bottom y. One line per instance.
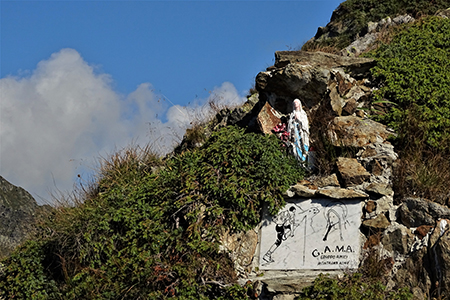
0, 49, 246, 205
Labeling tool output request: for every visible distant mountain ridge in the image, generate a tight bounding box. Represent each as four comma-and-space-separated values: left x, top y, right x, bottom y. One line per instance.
0, 176, 43, 257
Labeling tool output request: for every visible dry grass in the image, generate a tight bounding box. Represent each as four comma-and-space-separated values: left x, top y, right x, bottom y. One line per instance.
38, 143, 162, 228
393, 149, 450, 206
30, 143, 164, 283
308, 100, 340, 175
301, 40, 342, 54
96, 143, 161, 185
359, 232, 394, 282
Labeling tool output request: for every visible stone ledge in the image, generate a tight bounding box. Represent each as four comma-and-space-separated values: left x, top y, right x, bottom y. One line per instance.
243, 270, 343, 293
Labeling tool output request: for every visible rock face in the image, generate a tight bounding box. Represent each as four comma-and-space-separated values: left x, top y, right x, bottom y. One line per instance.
398, 198, 450, 228
0, 176, 42, 257
340, 15, 416, 56
180, 12, 449, 297
223, 43, 448, 298
255, 51, 374, 112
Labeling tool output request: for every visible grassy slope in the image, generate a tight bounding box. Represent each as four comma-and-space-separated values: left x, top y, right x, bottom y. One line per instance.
0, 126, 304, 299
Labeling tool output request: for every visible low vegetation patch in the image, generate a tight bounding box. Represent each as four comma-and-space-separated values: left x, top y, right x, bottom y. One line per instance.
0, 126, 304, 299
296, 273, 412, 300
367, 16, 450, 151
364, 16, 450, 204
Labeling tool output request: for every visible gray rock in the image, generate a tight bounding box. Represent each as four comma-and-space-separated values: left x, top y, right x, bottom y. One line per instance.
0, 176, 38, 214
344, 86, 365, 102
0, 176, 43, 258
220, 228, 258, 276
274, 51, 375, 73
375, 195, 395, 217
391, 247, 432, 299
382, 223, 414, 255
341, 15, 414, 57
256, 51, 375, 112
329, 82, 344, 116
256, 63, 330, 110
398, 198, 450, 228
289, 184, 317, 198
365, 182, 393, 197
341, 32, 379, 57
359, 142, 397, 162
428, 219, 450, 297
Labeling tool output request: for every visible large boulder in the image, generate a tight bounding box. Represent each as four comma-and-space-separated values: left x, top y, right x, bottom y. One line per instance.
328, 116, 392, 147
255, 51, 374, 112
398, 198, 450, 228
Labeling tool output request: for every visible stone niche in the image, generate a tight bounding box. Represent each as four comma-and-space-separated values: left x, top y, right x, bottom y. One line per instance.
259, 198, 362, 271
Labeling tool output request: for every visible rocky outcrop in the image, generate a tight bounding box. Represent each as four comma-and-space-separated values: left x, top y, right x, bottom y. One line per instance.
222, 44, 449, 299
341, 15, 416, 57
255, 51, 374, 112
389, 210, 450, 299
0, 176, 44, 258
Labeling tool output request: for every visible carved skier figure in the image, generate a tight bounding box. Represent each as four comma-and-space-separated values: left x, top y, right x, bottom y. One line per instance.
263, 206, 297, 263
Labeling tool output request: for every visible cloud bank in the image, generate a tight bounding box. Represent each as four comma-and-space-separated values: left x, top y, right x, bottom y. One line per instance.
0, 49, 246, 204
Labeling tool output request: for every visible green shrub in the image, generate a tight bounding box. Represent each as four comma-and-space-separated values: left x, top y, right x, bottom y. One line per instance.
0, 241, 60, 299
297, 273, 413, 300
366, 16, 450, 151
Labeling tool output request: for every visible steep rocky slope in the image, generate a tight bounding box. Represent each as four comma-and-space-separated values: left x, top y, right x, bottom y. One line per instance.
0, 176, 43, 257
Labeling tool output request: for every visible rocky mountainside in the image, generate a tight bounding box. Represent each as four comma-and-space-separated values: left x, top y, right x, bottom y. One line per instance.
0, 176, 46, 258
302, 0, 450, 53
1, 1, 449, 299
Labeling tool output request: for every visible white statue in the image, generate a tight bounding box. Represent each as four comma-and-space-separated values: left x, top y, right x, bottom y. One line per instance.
288, 99, 309, 162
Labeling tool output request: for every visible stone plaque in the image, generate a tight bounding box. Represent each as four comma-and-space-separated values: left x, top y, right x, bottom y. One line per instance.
260, 198, 361, 270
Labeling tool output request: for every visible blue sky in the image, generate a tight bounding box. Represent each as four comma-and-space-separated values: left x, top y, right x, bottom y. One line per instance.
1, 0, 342, 204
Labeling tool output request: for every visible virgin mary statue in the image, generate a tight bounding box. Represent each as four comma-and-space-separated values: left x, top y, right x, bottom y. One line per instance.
287, 99, 309, 162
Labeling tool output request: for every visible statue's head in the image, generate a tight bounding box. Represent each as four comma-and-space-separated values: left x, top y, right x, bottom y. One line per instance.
293, 99, 302, 111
